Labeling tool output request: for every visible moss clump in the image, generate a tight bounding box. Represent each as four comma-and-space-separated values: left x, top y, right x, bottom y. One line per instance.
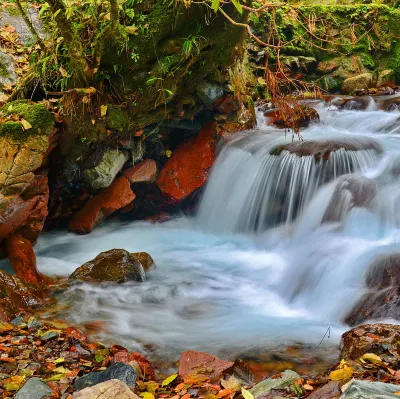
106, 106, 130, 133
0, 100, 54, 140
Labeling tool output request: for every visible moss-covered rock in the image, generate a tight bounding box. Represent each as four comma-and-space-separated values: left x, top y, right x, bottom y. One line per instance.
69, 249, 147, 283
342, 73, 373, 93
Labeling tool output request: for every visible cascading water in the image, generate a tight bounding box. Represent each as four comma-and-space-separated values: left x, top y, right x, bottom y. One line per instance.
13, 96, 400, 362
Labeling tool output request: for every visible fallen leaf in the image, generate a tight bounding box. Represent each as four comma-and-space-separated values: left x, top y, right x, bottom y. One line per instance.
241, 387, 254, 399
329, 366, 354, 381
360, 353, 382, 364
303, 384, 314, 390
100, 104, 108, 117
162, 373, 178, 387
140, 393, 155, 399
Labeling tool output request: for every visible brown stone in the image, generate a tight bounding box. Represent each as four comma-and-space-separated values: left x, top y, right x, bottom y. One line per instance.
156, 122, 220, 202
340, 324, 400, 361
5, 234, 44, 285
178, 350, 234, 383
307, 382, 341, 399
73, 379, 140, 399
112, 351, 155, 380
131, 252, 155, 272
0, 269, 46, 321
213, 94, 241, 114
122, 159, 157, 184
68, 176, 136, 235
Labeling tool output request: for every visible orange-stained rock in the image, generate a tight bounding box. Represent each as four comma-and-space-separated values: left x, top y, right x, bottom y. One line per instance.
122, 160, 157, 184
68, 176, 136, 235
213, 94, 241, 114
112, 351, 155, 380
178, 350, 234, 383
156, 122, 219, 202
5, 235, 44, 285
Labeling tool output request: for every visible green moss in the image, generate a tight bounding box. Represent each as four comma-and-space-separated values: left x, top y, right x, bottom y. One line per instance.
0, 100, 54, 139
106, 106, 129, 133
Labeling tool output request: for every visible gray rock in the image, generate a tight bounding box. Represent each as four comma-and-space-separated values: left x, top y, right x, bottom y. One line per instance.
341, 379, 400, 398
0, 51, 17, 87
0, 6, 45, 45
74, 363, 137, 391
15, 378, 52, 399
82, 149, 128, 190
197, 81, 224, 105
249, 370, 300, 399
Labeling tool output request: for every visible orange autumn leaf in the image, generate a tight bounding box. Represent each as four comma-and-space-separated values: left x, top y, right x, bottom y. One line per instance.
216, 388, 235, 398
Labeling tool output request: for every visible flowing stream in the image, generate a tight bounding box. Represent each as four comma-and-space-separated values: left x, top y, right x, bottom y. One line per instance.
24, 97, 400, 365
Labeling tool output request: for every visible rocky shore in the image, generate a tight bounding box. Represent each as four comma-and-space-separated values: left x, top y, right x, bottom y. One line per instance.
2, 319, 400, 399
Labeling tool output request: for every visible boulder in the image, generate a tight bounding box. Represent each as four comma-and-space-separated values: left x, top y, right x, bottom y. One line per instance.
156, 122, 220, 202
82, 149, 128, 190
270, 138, 382, 162
14, 377, 52, 399
213, 94, 241, 114
69, 249, 146, 283
323, 175, 377, 223
197, 81, 224, 105
68, 176, 135, 234
0, 101, 55, 243
0, 51, 17, 88
342, 73, 373, 94
74, 363, 137, 391
344, 254, 400, 325
339, 96, 373, 111
340, 324, 400, 361
5, 234, 44, 285
249, 370, 300, 399
341, 379, 400, 399
122, 159, 157, 184
0, 269, 46, 321
112, 351, 155, 380
178, 350, 234, 383
73, 380, 140, 399
131, 252, 155, 272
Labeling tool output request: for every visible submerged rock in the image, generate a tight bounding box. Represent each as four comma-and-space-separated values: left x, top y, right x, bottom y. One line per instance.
249, 370, 300, 399
73, 379, 140, 399
345, 254, 400, 325
340, 324, 400, 361
69, 249, 147, 283
341, 379, 400, 398
15, 377, 52, 399
82, 149, 128, 190
130, 252, 155, 272
74, 362, 137, 391
68, 176, 135, 234
271, 138, 382, 162
178, 350, 234, 383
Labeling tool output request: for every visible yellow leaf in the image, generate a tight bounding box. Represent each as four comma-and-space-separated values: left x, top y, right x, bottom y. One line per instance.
4, 382, 20, 391
329, 366, 354, 381
126, 26, 138, 35
303, 384, 314, 391
45, 373, 65, 382
0, 321, 13, 332
20, 119, 32, 130
140, 393, 155, 399
54, 358, 65, 364
257, 77, 266, 86
241, 387, 254, 399
100, 105, 108, 117
360, 353, 382, 364
59, 66, 68, 77
165, 149, 172, 158
161, 373, 178, 387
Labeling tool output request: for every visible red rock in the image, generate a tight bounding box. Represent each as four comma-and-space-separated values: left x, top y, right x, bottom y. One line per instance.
156, 122, 219, 202
68, 176, 136, 235
66, 327, 87, 342
213, 94, 240, 114
178, 350, 234, 383
145, 212, 171, 224
5, 234, 44, 285
112, 351, 155, 380
122, 159, 157, 184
